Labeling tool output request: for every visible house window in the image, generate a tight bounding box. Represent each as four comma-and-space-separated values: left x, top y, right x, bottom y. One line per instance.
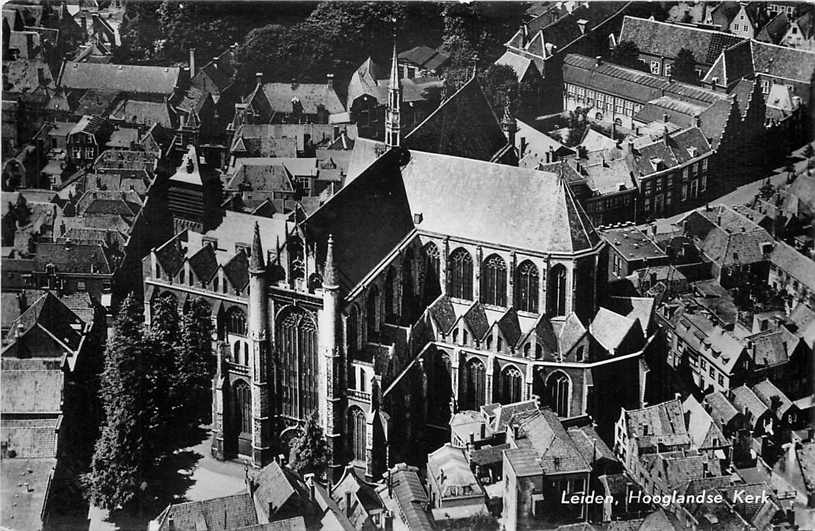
681, 184, 688, 201
702, 159, 708, 171
85, 147, 94, 159
682, 167, 689, 180
761, 80, 771, 94
448, 248, 473, 300
481, 254, 507, 306
650, 60, 661, 75
664, 63, 672, 77
515, 260, 539, 313
700, 175, 707, 192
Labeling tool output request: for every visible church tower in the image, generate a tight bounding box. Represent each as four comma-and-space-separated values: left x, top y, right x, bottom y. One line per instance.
319, 234, 343, 479
248, 222, 270, 466
385, 39, 401, 148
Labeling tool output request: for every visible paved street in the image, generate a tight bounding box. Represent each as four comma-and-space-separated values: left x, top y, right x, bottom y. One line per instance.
59, 427, 248, 531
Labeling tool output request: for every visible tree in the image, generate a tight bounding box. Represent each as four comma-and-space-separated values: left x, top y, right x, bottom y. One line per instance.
452, 511, 500, 530
84, 294, 151, 510
609, 41, 649, 72
177, 298, 214, 425
146, 294, 181, 453
673, 48, 698, 84
289, 411, 331, 479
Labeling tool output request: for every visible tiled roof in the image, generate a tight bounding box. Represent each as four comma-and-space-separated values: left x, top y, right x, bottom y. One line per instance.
528, 1, 630, 48
3, 291, 85, 353
751, 379, 794, 420
770, 241, 815, 292
518, 408, 592, 474
262, 82, 345, 115
590, 306, 638, 352
682, 395, 727, 450
619, 16, 743, 65
704, 391, 740, 428
427, 443, 481, 499
497, 308, 522, 347
0, 458, 57, 531
387, 463, 434, 531
495, 50, 537, 80
109, 98, 175, 128
58, 61, 181, 95
226, 163, 295, 193
155, 240, 185, 277
31, 241, 112, 274
748, 328, 798, 367
3, 58, 54, 94
251, 462, 313, 520
623, 399, 691, 449
399, 45, 449, 71
751, 40, 815, 84
731, 385, 770, 426
153, 493, 257, 531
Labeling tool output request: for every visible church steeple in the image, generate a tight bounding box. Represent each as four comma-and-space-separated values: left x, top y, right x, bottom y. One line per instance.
323, 233, 338, 289
385, 37, 401, 148
501, 94, 516, 146
249, 221, 265, 273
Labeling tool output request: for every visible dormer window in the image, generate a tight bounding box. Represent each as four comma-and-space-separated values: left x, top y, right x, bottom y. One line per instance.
650, 158, 665, 171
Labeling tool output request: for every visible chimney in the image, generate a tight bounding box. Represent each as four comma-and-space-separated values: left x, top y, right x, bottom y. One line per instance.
345, 491, 352, 517
577, 19, 588, 34
595, 55, 602, 67
480, 422, 485, 439
168, 517, 175, 531
189, 48, 196, 77
662, 113, 669, 124
326, 73, 334, 90
385, 511, 394, 531
663, 126, 669, 146
694, 114, 701, 128
255, 72, 264, 87
520, 136, 527, 158
37, 66, 47, 86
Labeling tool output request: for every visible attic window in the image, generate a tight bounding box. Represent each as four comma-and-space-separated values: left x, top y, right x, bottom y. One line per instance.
650, 158, 665, 171
687, 147, 697, 158
203, 237, 217, 249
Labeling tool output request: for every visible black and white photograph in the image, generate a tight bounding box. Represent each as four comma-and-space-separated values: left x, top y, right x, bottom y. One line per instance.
1, 0, 815, 529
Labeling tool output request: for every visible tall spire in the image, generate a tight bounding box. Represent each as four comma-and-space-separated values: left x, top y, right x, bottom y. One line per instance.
249, 222, 265, 272
385, 32, 401, 148
323, 234, 338, 289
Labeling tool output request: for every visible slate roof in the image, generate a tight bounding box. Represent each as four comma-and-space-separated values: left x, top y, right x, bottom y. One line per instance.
751, 40, 815, 84
731, 385, 770, 426
3, 291, 85, 353
619, 16, 743, 65
187, 243, 219, 284
58, 61, 181, 95
399, 45, 449, 71
704, 391, 740, 428
31, 242, 112, 274
749, 327, 799, 367
262, 82, 345, 116
152, 493, 258, 531
497, 308, 522, 347
623, 399, 691, 449
109, 98, 175, 128
155, 240, 185, 276
752, 379, 794, 419
770, 241, 815, 292
516, 408, 592, 474
387, 463, 434, 531
251, 462, 313, 521
404, 76, 511, 163
226, 162, 295, 193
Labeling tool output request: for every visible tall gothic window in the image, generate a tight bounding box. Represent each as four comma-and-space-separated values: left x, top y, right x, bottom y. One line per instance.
276, 309, 318, 419
548, 265, 567, 316
515, 260, 539, 313
348, 406, 366, 462
500, 365, 523, 404
547, 371, 570, 417
481, 254, 507, 306
402, 250, 415, 320
384, 267, 396, 323
423, 243, 441, 304
462, 358, 486, 410
226, 307, 247, 335
233, 380, 252, 434
448, 248, 473, 300
346, 306, 359, 353
366, 285, 379, 337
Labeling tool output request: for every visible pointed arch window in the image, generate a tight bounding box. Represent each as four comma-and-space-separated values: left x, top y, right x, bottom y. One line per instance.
500, 366, 523, 404
481, 254, 507, 306
348, 407, 366, 462
548, 264, 567, 316
462, 358, 486, 410
546, 372, 570, 417
346, 306, 359, 353
366, 285, 380, 337
233, 380, 252, 434
515, 260, 539, 313
448, 248, 473, 300
288, 237, 305, 281
276, 309, 318, 419
384, 267, 396, 322
226, 307, 247, 335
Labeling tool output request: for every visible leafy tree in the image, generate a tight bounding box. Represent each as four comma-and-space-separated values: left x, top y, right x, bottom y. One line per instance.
177, 298, 214, 425
452, 511, 500, 530
609, 41, 649, 72
673, 48, 698, 84
289, 411, 331, 480
440, 3, 524, 68
146, 294, 181, 453
84, 295, 151, 510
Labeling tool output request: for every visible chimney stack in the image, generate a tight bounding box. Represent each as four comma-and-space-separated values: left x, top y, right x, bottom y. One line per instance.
326, 73, 334, 90
189, 48, 196, 77
256, 72, 263, 87
345, 491, 352, 517
595, 55, 602, 67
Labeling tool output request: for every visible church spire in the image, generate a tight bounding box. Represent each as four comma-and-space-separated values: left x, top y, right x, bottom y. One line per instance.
385, 35, 401, 148
323, 234, 338, 289
249, 222, 265, 273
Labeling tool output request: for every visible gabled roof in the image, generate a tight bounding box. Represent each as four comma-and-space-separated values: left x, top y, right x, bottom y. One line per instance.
251, 462, 314, 521
223, 250, 249, 291
704, 391, 740, 428
622, 399, 691, 449
2, 291, 85, 354
155, 239, 185, 276
682, 395, 727, 450
152, 493, 257, 531
731, 385, 770, 426
187, 243, 218, 284
590, 306, 640, 353
619, 16, 743, 65
751, 379, 794, 419
462, 302, 490, 342
404, 76, 511, 163
262, 82, 345, 116
58, 61, 181, 95
429, 296, 457, 335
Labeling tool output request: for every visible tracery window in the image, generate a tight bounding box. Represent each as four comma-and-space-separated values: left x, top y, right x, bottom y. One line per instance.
448, 248, 473, 300
481, 254, 507, 306
515, 260, 539, 313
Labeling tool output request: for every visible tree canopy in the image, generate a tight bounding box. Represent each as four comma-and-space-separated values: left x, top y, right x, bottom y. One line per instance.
289, 411, 331, 480
609, 41, 649, 72
672, 48, 698, 84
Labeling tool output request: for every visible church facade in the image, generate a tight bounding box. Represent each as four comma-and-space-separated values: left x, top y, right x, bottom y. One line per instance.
141, 47, 652, 480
